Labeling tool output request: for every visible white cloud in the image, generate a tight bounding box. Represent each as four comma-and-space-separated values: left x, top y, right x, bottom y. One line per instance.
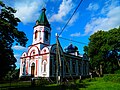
14, 54, 21, 68
14, 54, 20, 59
87, 3, 99, 11
12, 45, 27, 51
14, 0, 45, 24
70, 32, 81, 37
4, 0, 77, 25
69, 12, 79, 26
101, 0, 120, 14
84, 0, 120, 35
49, 0, 74, 23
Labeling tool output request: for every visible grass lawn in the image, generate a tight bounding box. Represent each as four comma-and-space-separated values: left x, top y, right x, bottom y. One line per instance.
80, 77, 120, 90
0, 81, 31, 90
0, 75, 120, 90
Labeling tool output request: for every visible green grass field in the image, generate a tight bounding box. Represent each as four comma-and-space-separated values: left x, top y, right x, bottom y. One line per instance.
80, 77, 120, 90
0, 74, 120, 90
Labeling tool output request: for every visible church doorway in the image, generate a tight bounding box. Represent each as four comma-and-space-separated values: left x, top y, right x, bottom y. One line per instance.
31, 63, 35, 77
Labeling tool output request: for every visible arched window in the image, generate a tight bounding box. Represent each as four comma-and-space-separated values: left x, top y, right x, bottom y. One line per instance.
22, 59, 26, 75
31, 50, 35, 59
33, 51, 35, 59
42, 60, 47, 73
45, 31, 49, 41
78, 61, 81, 74
35, 30, 38, 39
65, 60, 69, 73
72, 61, 76, 73
44, 62, 46, 72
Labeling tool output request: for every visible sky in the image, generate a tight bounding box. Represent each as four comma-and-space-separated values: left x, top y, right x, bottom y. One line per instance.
2, 0, 120, 68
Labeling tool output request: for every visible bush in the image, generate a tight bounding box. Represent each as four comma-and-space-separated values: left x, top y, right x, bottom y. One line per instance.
114, 70, 120, 74
35, 78, 50, 86
103, 74, 120, 83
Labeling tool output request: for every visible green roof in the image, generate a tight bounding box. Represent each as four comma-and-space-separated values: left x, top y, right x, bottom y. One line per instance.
36, 8, 50, 28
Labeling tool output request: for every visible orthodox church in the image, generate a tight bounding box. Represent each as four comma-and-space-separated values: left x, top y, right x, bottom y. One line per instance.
19, 8, 89, 79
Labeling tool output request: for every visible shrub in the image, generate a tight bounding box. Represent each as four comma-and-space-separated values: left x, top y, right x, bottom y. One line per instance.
35, 78, 50, 86
103, 74, 120, 83
114, 70, 120, 74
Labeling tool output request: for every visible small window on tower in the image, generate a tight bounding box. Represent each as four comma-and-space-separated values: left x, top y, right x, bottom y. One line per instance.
35, 30, 38, 39
45, 31, 49, 41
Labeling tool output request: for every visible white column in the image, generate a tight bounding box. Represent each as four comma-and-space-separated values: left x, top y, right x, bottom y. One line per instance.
19, 59, 23, 77
27, 59, 30, 75
47, 54, 50, 77
52, 58, 54, 77
38, 56, 42, 77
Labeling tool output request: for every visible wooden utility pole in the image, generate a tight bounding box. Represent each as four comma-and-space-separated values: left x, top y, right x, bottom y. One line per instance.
56, 33, 59, 84
57, 37, 62, 84
55, 33, 74, 84
56, 33, 62, 84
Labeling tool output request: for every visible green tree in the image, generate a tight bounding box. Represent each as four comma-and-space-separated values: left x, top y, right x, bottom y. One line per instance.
0, 1, 28, 80
83, 46, 88, 54
88, 27, 120, 74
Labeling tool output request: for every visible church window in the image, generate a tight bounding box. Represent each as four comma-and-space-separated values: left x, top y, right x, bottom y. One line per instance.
32, 51, 35, 59
53, 56, 56, 74
72, 61, 76, 73
65, 60, 69, 73
35, 30, 38, 39
22, 59, 26, 75
44, 62, 46, 72
45, 31, 49, 41
42, 60, 47, 72
83, 62, 86, 75
33, 51, 35, 54
78, 61, 81, 74
44, 49, 46, 53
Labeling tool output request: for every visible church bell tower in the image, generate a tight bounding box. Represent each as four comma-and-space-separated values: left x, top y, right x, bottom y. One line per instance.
32, 8, 51, 49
